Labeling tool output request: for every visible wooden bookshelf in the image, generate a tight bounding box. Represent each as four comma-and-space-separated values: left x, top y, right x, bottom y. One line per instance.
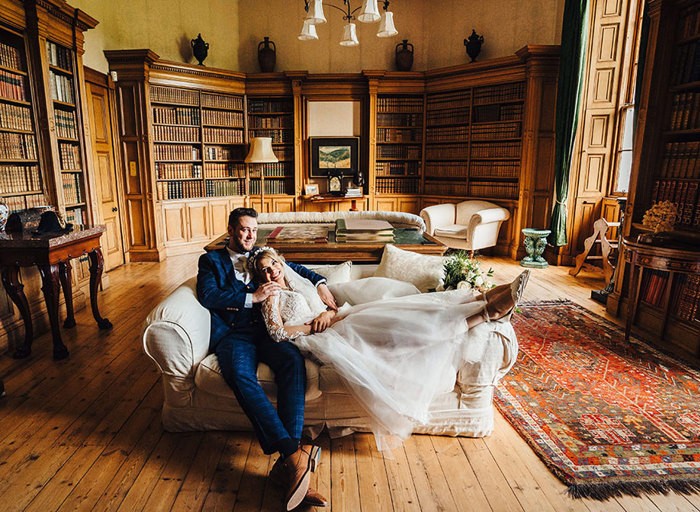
151, 85, 246, 201
247, 97, 295, 196
375, 95, 423, 195
0, 25, 46, 213
608, 0, 700, 357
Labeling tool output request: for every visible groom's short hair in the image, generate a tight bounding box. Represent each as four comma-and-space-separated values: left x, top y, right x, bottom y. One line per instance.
228, 207, 258, 229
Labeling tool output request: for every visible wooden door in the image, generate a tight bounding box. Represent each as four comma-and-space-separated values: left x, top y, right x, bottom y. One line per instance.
85, 73, 125, 270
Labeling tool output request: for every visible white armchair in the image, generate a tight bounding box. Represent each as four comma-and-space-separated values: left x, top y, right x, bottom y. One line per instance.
420, 200, 510, 252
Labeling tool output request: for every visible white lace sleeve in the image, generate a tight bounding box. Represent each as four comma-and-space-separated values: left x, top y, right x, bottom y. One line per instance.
261, 294, 303, 342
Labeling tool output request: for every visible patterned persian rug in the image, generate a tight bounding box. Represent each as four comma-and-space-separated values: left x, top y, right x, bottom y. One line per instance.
495, 300, 700, 500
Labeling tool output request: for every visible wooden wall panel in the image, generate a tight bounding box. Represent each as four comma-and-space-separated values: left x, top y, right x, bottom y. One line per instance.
127, 199, 146, 247
187, 203, 209, 241
163, 204, 186, 243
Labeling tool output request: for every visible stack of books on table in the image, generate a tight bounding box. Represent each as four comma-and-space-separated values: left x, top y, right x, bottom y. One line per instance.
335, 218, 394, 243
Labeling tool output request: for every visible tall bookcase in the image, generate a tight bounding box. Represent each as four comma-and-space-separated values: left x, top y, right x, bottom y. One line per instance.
375, 95, 423, 196
0, 25, 44, 213
608, 0, 700, 357
247, 96, 295, 196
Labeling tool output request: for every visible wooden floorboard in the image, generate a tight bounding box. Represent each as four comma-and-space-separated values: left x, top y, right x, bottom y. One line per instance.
0, 252, 697, 511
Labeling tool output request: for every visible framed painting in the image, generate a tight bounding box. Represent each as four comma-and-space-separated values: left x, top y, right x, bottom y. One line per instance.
309, 137, 359, 178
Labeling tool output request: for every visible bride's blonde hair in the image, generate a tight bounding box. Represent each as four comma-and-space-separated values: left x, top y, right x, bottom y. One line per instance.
249, 247, 287, 282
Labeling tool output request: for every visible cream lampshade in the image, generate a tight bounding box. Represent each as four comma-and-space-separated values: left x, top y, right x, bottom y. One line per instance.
340, 23, 359, 46
305, 0, 326, 24
357, 0, 380, 22
245, 137, 278, 209
298, 18, 319, 40
377, 10, 398, 37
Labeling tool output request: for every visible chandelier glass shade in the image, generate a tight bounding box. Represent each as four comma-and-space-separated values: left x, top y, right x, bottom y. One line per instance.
299, 0, 398, 45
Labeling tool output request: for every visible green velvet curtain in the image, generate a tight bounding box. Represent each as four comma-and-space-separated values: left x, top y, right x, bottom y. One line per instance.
549, 0, 590, 246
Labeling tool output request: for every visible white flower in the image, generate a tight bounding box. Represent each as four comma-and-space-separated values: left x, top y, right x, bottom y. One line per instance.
457, 280, 470, 290
474, 275, 484, 287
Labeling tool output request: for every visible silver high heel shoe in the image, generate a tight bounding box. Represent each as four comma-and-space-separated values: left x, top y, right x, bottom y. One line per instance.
505, 269, 530, 320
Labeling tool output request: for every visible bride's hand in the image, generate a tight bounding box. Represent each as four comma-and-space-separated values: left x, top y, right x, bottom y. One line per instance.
317, 283, 338, 311
252, 281, 282, 303
307, 310, 336, 333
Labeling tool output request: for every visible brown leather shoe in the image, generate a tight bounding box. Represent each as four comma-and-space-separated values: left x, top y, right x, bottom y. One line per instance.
302, 487, 329, 508
283, 445, 321, 511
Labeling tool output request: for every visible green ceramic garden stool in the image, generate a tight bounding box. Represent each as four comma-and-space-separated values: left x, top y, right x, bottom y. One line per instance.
520, 228, 551, 268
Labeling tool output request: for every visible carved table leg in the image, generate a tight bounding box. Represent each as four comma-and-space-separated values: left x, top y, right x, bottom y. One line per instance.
38, 263, 69, 360
88, 248, 112, 330
59, 261, 76, 328
2, 265, 34, 359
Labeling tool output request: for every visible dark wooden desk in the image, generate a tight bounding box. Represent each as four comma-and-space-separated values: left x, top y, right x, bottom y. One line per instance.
205, 228, 447, 263
0, 225, 112, 360
623, 237, 700, 342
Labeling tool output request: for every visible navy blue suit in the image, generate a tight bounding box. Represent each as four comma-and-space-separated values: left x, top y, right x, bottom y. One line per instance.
196, 247, 325, 454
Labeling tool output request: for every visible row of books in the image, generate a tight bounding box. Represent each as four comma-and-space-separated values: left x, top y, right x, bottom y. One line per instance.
473, 141, 521, 158
473, 103, 523, 123
65, 206, 84, 226
49, 71, 74, 104
202, 93, 243, 111
0, 69, 27, 102
204, 145, 240, 161
668, 92, 700, 131
471, 121, 521, 140
0, 132, 36, 159
55, 109, 77, 139
470, 181, 519, 199
471, 161, 519, 179
426, 125, 469, 141
0, 41, 22, 71
376, 161, 420, 176
651, 180, 698, 226
206, 162, 246, 178
425, 144, 469, 160
203, 109, 243, 127
0, 102, 32, 131
660, 141, 700, 179
59, 143, 80, 169
204, 127, 244, 144
377, 112, 422, 127
46, 41, 72, 70
377, 144, 421, 159
249, 178, 292, 195
61, 172, 83, 204
153, 125, 199, 143
3, 191, 46, 212
377, 97, 423, 113
151, 86, 199, 106
247, 100, 291, 113
156, 180, 203, 200
248, 116, 292, 129
377, 127, 422, 143
641, 269, 668, 307
673, 273, 700, 323
427, 91, 471, 110
273, 146, 294, 160
427, 109, 469, 127
262, 162, 294, 177
155, 162, 203, 180
248, 128, 291, 143
671, 40, 700, 85
206, 179, 244, 197
679, 5, 700, 40
424, 179, 468, 196
0, 164, 41, 194
424, 162, 468, 178
376, 177, 420, 193
473, 82, 525, 104
152, 106, 200, 125
155, 144, 200, 161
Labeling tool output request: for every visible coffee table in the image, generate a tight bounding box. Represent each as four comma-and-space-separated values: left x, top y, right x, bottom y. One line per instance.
204, 227, 447, 263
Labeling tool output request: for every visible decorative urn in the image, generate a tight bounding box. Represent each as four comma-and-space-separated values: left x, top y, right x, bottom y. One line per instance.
464, 30, 484, 62
395, 39, 414, 71
258, 37, 276, 72
191, 34, 209, 65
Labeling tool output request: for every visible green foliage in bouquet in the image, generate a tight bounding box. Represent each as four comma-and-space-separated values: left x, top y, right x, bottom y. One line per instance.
442, 251, 495, 292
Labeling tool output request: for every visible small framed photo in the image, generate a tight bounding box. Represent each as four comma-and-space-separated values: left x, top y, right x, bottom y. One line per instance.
304, 183, 319, 196
309, 137, 359, 178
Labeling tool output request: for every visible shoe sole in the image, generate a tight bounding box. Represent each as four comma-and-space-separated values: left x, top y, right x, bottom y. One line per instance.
285, 446, 322, 511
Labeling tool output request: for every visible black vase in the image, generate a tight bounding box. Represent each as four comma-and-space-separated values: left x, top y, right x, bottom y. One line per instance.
191, 34, 209, 65
258, 37, 276, 73
395, 39, 414, 71
464, 30, 484, 62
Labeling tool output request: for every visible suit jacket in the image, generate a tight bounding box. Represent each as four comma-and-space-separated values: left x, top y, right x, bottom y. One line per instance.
196, 247, 326, 350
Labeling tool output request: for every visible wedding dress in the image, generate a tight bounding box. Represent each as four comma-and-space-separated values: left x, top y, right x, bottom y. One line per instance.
260, 264, 487, 451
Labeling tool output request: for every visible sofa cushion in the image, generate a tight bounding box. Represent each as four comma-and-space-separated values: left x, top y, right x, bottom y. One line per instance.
195, 353, 322, 401
374, 244, 445, 292
310, 260, 352, 285
329, 277, 420, 306
433, 224, 470, 238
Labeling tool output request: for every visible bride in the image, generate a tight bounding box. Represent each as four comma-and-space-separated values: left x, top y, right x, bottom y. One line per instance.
249, 247, 528, 450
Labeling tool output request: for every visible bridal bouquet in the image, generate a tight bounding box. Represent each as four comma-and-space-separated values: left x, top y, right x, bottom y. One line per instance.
442, 251, 495, 292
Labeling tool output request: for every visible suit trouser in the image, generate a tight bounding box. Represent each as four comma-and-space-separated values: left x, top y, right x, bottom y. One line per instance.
215, 324, 306, 454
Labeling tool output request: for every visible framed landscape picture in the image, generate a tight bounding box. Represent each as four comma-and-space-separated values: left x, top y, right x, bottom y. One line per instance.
309, 137, 359, 178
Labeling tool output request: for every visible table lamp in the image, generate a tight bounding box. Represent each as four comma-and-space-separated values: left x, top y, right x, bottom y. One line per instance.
245, 137, 278, 211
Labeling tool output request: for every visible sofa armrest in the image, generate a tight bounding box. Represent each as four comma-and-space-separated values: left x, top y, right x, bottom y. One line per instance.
419, 204, 456, 235
470, 207, 510, 227
142, 277, 211, 378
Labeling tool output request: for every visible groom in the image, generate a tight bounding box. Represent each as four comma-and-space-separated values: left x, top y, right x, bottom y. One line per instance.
196, 207, 336, 510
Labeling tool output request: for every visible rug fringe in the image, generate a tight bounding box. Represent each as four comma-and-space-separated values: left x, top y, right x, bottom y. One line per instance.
568, 479, 700, 500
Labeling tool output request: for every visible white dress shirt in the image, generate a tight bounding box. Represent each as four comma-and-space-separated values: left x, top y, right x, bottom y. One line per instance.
226, 246, 253, 308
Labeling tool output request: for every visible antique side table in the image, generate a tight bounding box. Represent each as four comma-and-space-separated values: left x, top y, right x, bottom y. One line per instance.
0, 225, 112, 360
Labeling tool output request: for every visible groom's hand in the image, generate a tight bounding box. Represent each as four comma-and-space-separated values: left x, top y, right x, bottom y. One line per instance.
252, 281, 282, 303
317, 283, 337, 311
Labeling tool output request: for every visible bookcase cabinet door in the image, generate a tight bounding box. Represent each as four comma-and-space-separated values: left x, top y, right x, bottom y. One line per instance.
162, 203, 187, 244
272, 197, 295, 213
186, 201, 210, 242
210, 199, 232, 237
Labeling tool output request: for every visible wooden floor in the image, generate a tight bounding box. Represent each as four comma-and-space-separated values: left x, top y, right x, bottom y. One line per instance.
1, 253, 699, 512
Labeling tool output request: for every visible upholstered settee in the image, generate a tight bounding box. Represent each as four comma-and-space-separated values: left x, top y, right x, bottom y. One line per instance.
142, 255, 519, 440
257, 210, 426, 231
